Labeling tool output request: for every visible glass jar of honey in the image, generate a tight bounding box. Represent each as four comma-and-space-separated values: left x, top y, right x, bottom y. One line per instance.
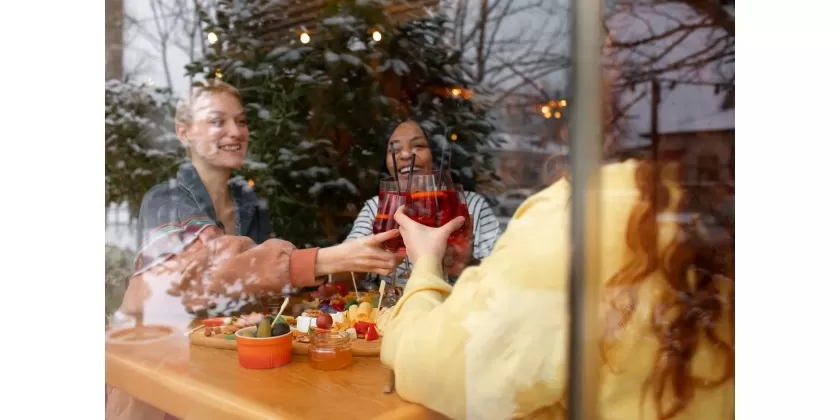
308, 330, 353, 370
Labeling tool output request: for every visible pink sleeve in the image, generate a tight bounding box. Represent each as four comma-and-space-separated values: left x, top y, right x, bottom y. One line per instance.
119, 230, 319, 316
209, 239, 320, 289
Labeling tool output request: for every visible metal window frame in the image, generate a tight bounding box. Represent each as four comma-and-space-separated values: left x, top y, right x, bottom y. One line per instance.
567, 0, 604, 419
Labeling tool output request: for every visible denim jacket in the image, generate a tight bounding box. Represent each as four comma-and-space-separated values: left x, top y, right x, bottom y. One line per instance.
135, 163, 273, 272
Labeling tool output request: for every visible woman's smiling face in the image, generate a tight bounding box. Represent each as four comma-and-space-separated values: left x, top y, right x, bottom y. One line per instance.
176, 91, 249, 170
385, 120, 434, 176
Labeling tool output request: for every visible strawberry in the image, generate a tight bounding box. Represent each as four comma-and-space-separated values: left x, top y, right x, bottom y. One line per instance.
365, 326, 380, 341
354, 321, 373, 335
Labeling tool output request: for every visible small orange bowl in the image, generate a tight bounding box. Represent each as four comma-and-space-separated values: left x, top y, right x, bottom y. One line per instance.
234, 326, 293, 369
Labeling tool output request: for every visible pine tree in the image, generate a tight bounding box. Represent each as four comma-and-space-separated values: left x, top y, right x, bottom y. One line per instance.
105, 79, 180, 216
186, 0, 498, 247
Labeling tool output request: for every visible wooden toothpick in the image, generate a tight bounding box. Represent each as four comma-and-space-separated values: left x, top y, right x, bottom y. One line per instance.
183, 324, 206, 337
377, 279, 386, 308
271, 296, 291, 327
351, 272, 360, 299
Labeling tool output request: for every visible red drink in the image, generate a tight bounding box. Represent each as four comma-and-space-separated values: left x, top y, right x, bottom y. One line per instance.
437, 189, 462, 226
405, 188, 469, 241
406, 190, 444, 227
448, 202, 470, 243
447, 185, 471, 249
403, 173, 470, 248
373, 191, 406, 252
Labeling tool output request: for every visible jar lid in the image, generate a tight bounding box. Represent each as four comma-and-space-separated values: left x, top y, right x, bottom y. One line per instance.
309, 330, 352, 347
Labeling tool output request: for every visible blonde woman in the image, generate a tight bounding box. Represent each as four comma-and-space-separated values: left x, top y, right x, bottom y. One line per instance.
117, 80, 403, 322
107, 80, 403, 419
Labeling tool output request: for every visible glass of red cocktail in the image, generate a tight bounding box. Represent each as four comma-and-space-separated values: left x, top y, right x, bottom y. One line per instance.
372, 176, 408, 305
448, 183, 472, 247
373, 177, 407, 252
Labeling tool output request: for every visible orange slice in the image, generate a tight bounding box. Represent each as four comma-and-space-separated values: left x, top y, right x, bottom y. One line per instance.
410, 191, 445, 200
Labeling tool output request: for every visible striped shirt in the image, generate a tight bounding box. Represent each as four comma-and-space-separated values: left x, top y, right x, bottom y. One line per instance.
345, 191, 501, 286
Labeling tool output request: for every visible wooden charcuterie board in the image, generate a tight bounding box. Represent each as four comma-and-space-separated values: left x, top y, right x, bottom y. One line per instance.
188, 330, 381, 357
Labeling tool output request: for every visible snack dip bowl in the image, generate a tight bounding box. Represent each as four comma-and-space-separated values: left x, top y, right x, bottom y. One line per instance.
234, 326, 292, 369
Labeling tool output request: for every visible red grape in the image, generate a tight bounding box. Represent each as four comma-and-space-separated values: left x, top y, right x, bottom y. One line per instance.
335, 283, 348, 296
323, 283, 337, 298
316, 314, 333, 329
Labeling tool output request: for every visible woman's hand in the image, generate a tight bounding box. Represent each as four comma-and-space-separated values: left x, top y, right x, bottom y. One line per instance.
316, 230, 405, 276
393, 205, 465, 266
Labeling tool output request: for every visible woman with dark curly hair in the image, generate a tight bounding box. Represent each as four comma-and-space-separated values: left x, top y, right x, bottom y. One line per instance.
344, 117, 501, 286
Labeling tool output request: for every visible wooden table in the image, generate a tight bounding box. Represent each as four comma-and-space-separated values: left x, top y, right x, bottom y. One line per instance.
105, 321, 442, 420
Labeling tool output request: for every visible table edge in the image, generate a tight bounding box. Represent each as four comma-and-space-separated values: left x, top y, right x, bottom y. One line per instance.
106, 347, 304, 420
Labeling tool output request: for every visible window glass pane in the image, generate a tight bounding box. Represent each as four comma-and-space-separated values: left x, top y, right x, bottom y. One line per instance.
104, 0, 733, 418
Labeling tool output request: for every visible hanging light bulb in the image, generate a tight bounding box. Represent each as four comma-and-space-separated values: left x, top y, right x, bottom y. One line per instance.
559, 99, 567, 107
215, 70, 223, 79
372, 30, 382, 42
300, 32, 311, 44
451, 88, 462, 97
541, 105, 550, 114
207, 32, 218, 45
450, 133, 458, 141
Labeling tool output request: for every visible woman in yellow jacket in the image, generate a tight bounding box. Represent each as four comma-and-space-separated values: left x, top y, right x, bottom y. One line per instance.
382, 159, 734, 420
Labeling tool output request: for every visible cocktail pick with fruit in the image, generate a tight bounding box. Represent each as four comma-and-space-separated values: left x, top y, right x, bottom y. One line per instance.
271, 296, 291, 327
183, 324, 205, 337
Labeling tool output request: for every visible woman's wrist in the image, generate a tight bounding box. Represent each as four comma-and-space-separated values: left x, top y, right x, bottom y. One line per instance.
314, 245, 342, 277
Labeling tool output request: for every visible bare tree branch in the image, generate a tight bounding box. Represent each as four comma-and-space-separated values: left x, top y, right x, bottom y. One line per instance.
444, 0, 570, 100
125, 0, 208, 91
607, 0, 734, 97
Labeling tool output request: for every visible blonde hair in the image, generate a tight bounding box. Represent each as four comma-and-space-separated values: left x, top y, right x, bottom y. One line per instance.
175, 79, 241, 157
175, 79, 242, 125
